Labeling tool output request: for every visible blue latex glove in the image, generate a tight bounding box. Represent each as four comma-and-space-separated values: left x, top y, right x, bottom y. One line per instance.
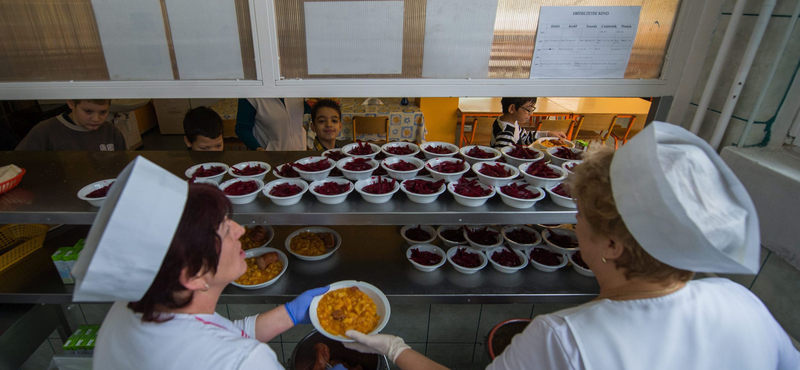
284, 286, 329, 325
329, 365, 348, 370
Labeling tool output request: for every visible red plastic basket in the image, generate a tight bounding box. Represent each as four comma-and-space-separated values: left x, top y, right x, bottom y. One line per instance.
0, 167, 25, 195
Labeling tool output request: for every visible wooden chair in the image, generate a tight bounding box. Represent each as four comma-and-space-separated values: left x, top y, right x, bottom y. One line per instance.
468, 117, 496, 146
607, 115, 637, 149
535, 119, 576, 139
352, 116, 389, 143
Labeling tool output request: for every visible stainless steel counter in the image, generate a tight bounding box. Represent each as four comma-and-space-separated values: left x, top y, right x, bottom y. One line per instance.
0, 151, 577, 225
0, 225, 598, 305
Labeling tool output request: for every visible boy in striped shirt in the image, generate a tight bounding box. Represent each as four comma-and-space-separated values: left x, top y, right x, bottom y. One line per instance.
490, 97, 566, 148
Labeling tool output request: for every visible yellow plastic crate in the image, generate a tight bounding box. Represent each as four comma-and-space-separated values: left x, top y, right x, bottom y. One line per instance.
0, 224, 49, 273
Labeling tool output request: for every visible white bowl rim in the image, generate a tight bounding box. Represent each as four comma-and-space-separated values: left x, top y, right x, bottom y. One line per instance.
501, 225, 543, 247
519, 162, 568, 181
336, 157, 379, 173
420, 141, 459, 155
400, 177, 447, 196
185, 162, 230, 179
406, 244, 446, 269
463, 226, 503, 248
500, 146, 545, 161
425, 157, 470, 176
77, 179, 116, 200
308, 178, 355, 198
400, 224, 438, 244
219, 178, 264, 198
381, 142, 421, 156
309, 280, 391, 342
292, 156, 336, 174
446, 245, 488, 270
284, 227, 342, 261
263, 178, 309, 199
342, 142, 381, 156
459, 145, 502, 160
472, 161, 520, 180
230, 247, 288, 289
497, 181, 546, 202
487, 247, 529, 270
382, 156, 425, 172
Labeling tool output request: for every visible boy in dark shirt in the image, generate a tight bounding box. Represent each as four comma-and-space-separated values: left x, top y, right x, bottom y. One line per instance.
183, 107, 224, 151
16, 99, 126, 151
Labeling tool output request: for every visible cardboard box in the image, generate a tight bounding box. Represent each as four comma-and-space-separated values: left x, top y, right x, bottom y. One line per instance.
153, 99, 191, 135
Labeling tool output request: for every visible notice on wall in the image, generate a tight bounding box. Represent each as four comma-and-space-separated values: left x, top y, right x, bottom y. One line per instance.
530, 6, 641, 79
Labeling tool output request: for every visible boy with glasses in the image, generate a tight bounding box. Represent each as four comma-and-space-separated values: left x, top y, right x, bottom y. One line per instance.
490, 97, 566, 149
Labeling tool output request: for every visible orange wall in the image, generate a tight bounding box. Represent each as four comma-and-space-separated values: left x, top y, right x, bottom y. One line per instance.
419, 98, 459, 144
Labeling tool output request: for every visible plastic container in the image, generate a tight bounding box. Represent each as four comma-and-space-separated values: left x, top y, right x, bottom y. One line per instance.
0, 167, 25, 195
0, 224, 48, 273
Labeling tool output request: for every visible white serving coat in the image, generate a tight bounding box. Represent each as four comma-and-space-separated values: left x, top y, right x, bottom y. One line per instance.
94, 302, 283, 370
247, 98, 306, 151
487, 278, 799, 370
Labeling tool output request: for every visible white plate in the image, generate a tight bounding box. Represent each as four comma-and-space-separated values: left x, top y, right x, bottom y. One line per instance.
285, 227, 342, 261
310, 280, 391, 342
230, 247, 288, 290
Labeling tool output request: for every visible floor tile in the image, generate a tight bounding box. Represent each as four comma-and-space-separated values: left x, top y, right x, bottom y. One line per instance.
751, 252, 800, 339
380, 304, 429, 342
80, 303, 112, 325
283, 342, 298, 366
476, 304, 532, 343
268, 342, 284, 364
531, 303, 580, 318
20, 340, 55, 370
281, 323, 315, 343
63, 304, 87, 332
472, 342, 491, 367
428, 304, 481, 343
49, 338, 65, 356
426, 343, 474, 368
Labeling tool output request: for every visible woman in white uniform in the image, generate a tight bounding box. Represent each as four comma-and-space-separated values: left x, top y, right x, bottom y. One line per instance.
343, 122, 800, 370
70, 158, 346, 370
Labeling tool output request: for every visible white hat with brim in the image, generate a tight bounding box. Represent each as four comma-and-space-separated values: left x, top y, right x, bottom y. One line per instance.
72, 156, 188, 302
609, 122, 760, 274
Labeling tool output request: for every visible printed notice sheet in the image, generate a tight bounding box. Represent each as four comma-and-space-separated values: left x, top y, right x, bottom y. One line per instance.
530, 6, 641, 79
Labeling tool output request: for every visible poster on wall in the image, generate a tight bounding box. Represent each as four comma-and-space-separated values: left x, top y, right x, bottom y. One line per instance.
530, 6, 641, 79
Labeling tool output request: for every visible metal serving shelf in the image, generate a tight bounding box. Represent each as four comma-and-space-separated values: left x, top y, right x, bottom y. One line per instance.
0, 225, 598, 305
0, 151, 577, 225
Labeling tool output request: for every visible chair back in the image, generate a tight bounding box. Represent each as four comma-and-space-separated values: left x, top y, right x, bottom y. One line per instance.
536, 119, 575, 137
352, 116, 389, 142
470, 117, 496, 146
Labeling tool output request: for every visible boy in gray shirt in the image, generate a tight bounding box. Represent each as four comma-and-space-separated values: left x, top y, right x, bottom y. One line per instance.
16, 99, 126, 151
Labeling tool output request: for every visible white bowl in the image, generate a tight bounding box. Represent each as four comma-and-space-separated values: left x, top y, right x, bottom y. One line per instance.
263, 178, 308, 206
533, 137, 576, 150
487, 247, 529, 273
354, 176, 400, 204
336, 157, 379, 181
77, 179, 116, 207
381, 157, 424, 181
472, 161, 519, 188
293, 157, 336, 182
322, 148, 348, 162
463, 226, 503, 251
425, 158, 469, 183
400, 177, 446, 204
218, 178, 264, 205
459, 145, 502, 165
501, 225, 542, 249
308, 178, 354, 205
569, 252, 595, 277
546, 183, 577, 208
446, 246, 488, 274
400, 224, 437, 245
499, 146, 545, 167
230, 247, 288, 289
546, 147, 584, 167
310, 280, 391, 342
419, 141, 459, 160
273, 163, 302, 179
381, 142, 420, 157
542, 228, 579, 255
285, 227, 342, 261
436, 225, 468, 247
496, 181, 545, 209
342, 142, 381, 158
448, 181, 495, 207
185, 162, 229, 184
561, 160, 582, 177
406, 244, 446, 272
527, 247, 567, 272
228, 161, 270, 181
519, 162, 567, 189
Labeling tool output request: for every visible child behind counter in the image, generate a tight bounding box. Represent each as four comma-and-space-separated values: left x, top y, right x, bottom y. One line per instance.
15, 99, 126, 151
183, 106, 224, 151
490, 97, 566, 149
309, 99, 344, 151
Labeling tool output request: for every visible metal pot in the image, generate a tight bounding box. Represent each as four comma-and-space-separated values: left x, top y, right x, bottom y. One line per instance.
485, 318, 532, 360
289, 330, 390, 370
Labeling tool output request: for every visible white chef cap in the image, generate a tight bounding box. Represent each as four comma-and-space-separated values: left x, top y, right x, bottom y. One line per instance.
72, 157, 188, 302
609, 122, 760, 274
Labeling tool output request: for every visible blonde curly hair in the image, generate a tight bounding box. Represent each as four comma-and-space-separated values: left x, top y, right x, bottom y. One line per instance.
567, 146, 693, 282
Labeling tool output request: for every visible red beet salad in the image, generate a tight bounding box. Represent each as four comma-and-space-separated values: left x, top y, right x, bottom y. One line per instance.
530, 248, 562, 266
193, 166, 226, 178
342, 158, 375, 171
409, 248, 442, 266
505, 144, 539, 159
269, 183, 303, 197
466, 226, 500, 246
362, 177, 397, 194
452, 178, 492, 197
313, 182, 351, 195
553, 147, 583, 160
491, 248, 522, 267
348, 142, 376, 155
500, 183, 540, 199
385, 145, 415, 155
385, 160, 419, 171
86, 182, 114, 198
275, 164, 300, 178
440, 227, 467, 243
292, 159, 332, 172
428, 160, 466, 173
403, 179, 445, 194
405, 225, 431, 241
505, 228, 538, 244
424, 144, 455, 154
231, 164, 266, 176
525, 161, 561, 178
465, 146, 495, 159
224, 180, 259, 196
478, 163, 513, 178
451, 247, 482, 267
551, 184, 571, 198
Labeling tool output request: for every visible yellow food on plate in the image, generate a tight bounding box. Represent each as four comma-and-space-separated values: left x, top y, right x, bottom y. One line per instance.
290, 232, 328, 256
235, 258, 282, 285
540, 138, 570, 148
317, 287, 380, 337
240, 225, 270, 250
